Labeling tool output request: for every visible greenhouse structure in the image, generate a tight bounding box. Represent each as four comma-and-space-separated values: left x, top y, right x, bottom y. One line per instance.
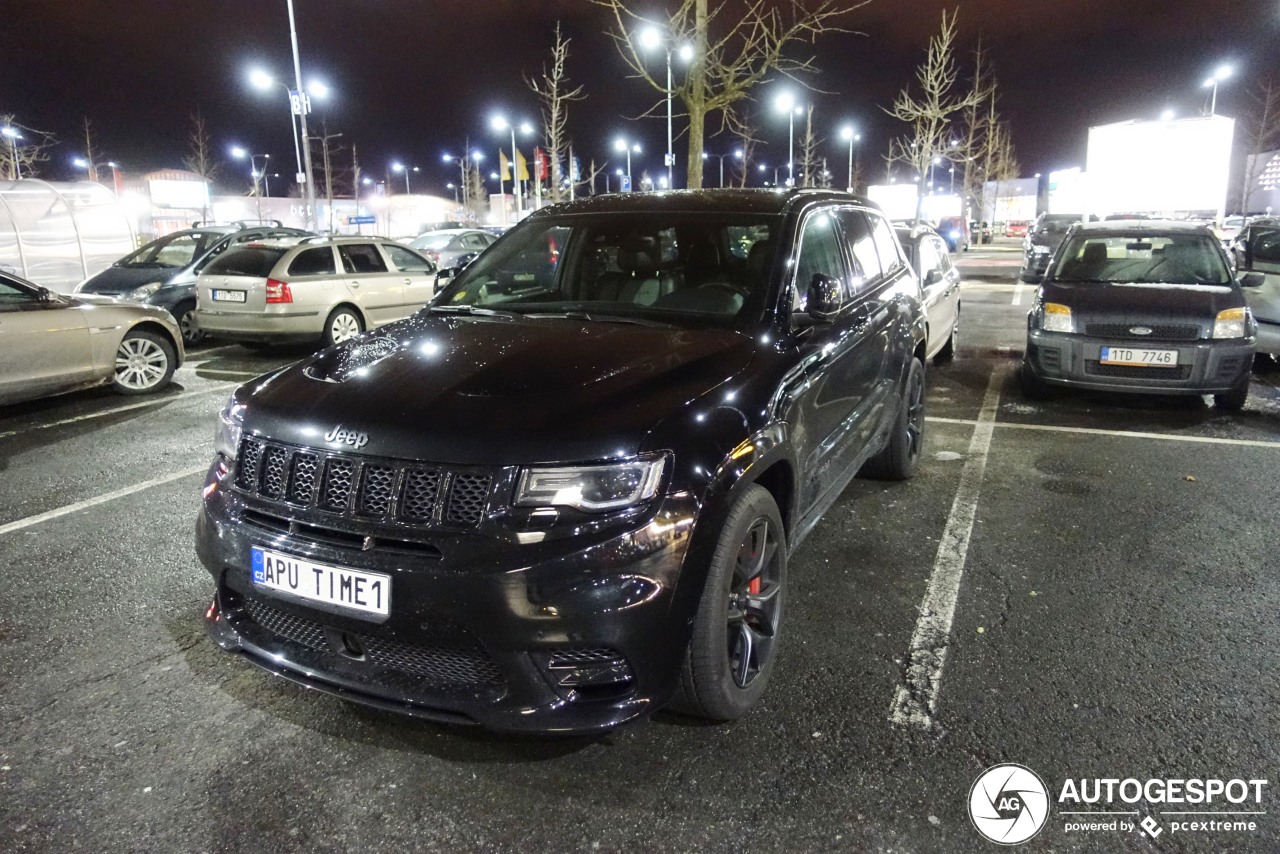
0, 179, 136, 292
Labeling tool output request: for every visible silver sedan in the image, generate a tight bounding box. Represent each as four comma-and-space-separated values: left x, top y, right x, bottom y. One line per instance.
0, 271, 185, 406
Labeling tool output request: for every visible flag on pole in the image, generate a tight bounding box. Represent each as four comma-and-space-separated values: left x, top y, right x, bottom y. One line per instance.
499, 150, 510, 181
515, 149, 530, 181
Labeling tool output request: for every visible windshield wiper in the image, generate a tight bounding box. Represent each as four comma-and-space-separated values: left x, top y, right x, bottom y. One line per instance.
118, 261, 170, 269
529, 310, 675, 328
427, 304, 516, 318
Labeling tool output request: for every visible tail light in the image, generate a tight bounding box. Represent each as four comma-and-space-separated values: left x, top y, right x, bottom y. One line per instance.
265, 278, 292, 304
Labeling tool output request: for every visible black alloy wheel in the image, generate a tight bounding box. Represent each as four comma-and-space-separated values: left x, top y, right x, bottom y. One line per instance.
673, 484, 786, 721
862, 356, 925, 480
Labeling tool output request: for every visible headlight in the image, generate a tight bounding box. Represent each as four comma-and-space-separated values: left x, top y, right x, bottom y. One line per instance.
1212, 307, 1247, 339
128, 281, 164, 299
213, 395, 247, 460
1040, 302, 1074, 333
515, 457, 666, 512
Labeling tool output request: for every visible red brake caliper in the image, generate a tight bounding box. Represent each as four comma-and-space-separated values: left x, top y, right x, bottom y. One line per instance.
747, 576, 762, 595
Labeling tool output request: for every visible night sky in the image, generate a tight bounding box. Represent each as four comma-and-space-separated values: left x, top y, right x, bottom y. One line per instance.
4, 0, 1279, 194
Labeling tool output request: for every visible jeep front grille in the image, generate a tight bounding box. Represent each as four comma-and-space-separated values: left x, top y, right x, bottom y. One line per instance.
235, 437, 493, 528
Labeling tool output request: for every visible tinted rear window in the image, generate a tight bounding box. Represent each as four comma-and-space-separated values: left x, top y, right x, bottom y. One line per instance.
205, 247, 286, 278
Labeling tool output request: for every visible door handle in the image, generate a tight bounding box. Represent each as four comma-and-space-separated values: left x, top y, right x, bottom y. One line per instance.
349, 281, 361, 288
403, 277, 413, 285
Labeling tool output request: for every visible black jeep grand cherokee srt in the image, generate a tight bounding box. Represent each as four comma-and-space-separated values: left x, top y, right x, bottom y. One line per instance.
197, 189, 928, 733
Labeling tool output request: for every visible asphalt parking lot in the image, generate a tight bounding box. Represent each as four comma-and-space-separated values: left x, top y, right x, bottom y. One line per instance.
2, 246, 1278, 852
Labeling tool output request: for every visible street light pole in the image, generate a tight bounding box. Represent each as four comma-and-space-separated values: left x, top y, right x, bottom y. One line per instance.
284, 0, 317, 229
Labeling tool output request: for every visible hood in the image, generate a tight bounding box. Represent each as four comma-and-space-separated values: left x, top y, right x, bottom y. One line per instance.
1041, 279, 1243, 322
78, 264, 183, 295
239, 313, 757, 465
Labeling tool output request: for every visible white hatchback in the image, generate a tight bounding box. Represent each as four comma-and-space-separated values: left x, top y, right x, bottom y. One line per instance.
195, 237, 439, 347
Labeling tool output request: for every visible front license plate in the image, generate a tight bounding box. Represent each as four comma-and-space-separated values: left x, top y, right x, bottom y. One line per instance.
251, 547, 390, 616
1100, 346, 1178, 367
212, 289, 246, 303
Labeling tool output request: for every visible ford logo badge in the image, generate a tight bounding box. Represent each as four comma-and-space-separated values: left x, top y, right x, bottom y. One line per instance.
1129, 326, 1153, 336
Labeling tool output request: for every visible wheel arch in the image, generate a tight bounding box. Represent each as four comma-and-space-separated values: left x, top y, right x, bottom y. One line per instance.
123, 319, 183, 367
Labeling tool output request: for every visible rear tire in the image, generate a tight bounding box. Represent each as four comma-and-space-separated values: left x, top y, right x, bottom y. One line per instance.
1214, 375, 1250, 411
322, 306, 364, 348
934, 312, 958, 366
862, 357, 925, 480
671, 484, 786, 722
112, 329, 176, 395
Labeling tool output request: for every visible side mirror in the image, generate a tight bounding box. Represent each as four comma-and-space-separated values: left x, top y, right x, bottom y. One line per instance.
1240, 271, 1265, 288
435, 267, 460, 287
806, 273, 844, 321
923, 268, 943, 287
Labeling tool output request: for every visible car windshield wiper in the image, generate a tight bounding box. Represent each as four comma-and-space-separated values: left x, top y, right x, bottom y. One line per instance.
426, 304, 517, 318
527, 310, 675, 328
117, 261, 169, 269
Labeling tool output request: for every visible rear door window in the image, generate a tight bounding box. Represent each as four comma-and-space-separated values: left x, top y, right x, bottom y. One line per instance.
287, 247, 337, 277
339, 244, 389, 274
839, 209, 882, 287
869, 213, 906, 275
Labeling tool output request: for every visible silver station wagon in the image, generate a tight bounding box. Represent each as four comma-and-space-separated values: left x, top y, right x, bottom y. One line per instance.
195, 237, 438, 347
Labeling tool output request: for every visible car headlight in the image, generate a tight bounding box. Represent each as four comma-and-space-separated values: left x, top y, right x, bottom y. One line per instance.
515, 456, 666, 512
128, 281, 164, 299
214, 395, 247, 461
1212, 307, 1247, 339
1040, 302, 1074, 333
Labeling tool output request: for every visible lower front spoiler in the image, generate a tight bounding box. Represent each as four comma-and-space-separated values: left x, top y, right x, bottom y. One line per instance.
205, 593, 658, 734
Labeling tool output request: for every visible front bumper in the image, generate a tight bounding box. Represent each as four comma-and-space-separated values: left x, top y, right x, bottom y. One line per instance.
196, 459, 703, 734
1025, 329, 1254, 395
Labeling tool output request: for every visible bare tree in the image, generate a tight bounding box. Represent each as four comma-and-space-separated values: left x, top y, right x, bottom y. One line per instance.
79, 118, 102, 183
1240, 77, 1280, 213
797, 104, 820, 187
575, 156, 607, 197
885, 9, 982, 221
527, 22, 587, 204
0, 115, 57, 180
736, 124, 761, 188
183, 110, 218, 221
318, 126, 345, 232
598, 0, 864, 189
987, 121, 1019, 222
957, 39, 998, 218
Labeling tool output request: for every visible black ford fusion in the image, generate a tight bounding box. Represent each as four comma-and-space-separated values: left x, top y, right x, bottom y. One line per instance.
196, 189, 927, 733
1021, 220, 1257, 408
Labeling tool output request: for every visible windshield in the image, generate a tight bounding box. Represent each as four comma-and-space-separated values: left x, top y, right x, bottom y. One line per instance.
1050, 233, 1231, 285
1037, 215, 1081, 233
118, 230, 222, 269
434, 213, 780, 331
412, 233, 455, 251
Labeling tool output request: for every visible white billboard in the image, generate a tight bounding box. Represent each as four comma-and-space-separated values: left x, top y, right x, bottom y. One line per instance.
1085, 115, 1234, 219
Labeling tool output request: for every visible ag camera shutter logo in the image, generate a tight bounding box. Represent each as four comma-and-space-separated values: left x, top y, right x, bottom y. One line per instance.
969, 764, 1050, 845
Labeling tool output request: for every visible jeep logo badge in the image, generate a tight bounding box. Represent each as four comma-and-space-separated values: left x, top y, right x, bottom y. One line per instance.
325, 425, 369, 449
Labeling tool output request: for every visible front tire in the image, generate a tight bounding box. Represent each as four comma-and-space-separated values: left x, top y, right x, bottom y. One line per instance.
173, 300, 204, 346
672, 484, 786, 722
862, 356, 925, 480
1214, 374, 1250, 411
112, 329, 176, 395
322, 306, 364, 348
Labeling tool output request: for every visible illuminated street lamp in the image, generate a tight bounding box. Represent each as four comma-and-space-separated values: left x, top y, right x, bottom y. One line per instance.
1202, 65, 1233, 115
230, 146, 271, 219
638, 26, 693, 189
614, 137, 641, 189
1161, 108, 1176, 121
701, 150, 742, 188
840, 126, 861, 192
248, 51, 329, 229
391, 161, 419, 194
492, 115, 534, 220
775, 92, 804, 187
2, 127, 23, 179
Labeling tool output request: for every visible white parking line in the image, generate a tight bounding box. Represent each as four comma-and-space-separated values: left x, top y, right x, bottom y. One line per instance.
1011, 281, 1025, 305
194, 369, 265, 378
0, 384, 233, 440
890, 368, 1004, 730
0, 464, 208, 537
926, 416, 1280, 449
